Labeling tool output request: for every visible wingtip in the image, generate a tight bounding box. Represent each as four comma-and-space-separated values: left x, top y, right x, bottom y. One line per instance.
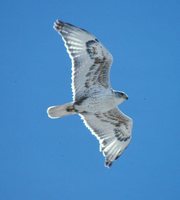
53, 19, 64, 31
104, 154, 121, 168
104, 160, 113, 168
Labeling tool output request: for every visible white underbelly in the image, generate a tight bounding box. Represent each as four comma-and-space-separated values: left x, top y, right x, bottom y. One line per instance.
75, 94, 116, 113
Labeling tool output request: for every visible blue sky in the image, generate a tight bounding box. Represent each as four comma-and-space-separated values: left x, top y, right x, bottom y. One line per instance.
0, 0, 180, 199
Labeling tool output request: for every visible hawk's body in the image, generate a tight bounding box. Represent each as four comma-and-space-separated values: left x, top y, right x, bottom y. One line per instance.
47, 20, 133, 167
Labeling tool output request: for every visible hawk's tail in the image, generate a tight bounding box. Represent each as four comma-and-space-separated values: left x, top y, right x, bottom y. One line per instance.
47, 102, 76, 119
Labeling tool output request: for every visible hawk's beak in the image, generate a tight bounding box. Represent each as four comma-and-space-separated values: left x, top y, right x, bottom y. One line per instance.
124, 94, 128, 100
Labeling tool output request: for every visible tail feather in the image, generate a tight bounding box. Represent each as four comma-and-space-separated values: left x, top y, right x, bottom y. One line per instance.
47, 102, 76, 119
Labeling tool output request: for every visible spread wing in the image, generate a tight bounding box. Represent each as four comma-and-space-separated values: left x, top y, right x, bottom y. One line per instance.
54, 20, 113, 102
80, 108, 133, 167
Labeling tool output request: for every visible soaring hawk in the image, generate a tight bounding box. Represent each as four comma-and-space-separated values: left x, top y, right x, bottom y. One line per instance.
47, 20, 133, 167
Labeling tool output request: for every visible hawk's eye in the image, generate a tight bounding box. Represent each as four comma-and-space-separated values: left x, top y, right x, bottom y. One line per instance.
120, 92, 124, 96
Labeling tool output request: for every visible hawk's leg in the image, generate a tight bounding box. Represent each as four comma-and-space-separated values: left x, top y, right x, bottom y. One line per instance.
66, 105, 78, 113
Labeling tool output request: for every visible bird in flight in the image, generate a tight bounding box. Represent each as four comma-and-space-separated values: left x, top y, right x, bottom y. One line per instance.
47, 20, 133, 167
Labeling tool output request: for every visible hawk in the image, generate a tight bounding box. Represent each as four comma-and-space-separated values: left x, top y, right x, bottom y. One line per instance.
47, 20, 133, 167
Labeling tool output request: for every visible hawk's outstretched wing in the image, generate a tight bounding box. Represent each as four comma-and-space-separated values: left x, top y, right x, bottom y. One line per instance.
80, 108, 133, 167
54, 20, 113, 102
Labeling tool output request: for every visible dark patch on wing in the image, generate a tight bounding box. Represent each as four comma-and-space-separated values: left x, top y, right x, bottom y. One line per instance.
80, 111, 89, 114
74, 96, 88, 106
102, 140, 107, 146
105, 160, 113, 168
94, 57, 105, 64
104, 110, 129, 129
100, 119, 111, 123
89, 64, 96, 71
74, 58, 82, 68
54, 20, 64, 31
55, 20, 90, 35
114, 128, 130, 142
93, 110, 131, 143
85, 72, 91, 77
94, 113, 102, 119
84, 40, 110, 89
86, 40, 97, 59
84, 81, 90, 88
115, 154, 121, 160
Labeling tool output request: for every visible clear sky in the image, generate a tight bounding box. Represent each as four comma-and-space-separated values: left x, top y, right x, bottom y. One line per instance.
0, 0, 180, 199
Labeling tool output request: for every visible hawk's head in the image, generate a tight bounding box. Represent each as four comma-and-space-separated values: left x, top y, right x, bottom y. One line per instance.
114, 91, 128, 104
